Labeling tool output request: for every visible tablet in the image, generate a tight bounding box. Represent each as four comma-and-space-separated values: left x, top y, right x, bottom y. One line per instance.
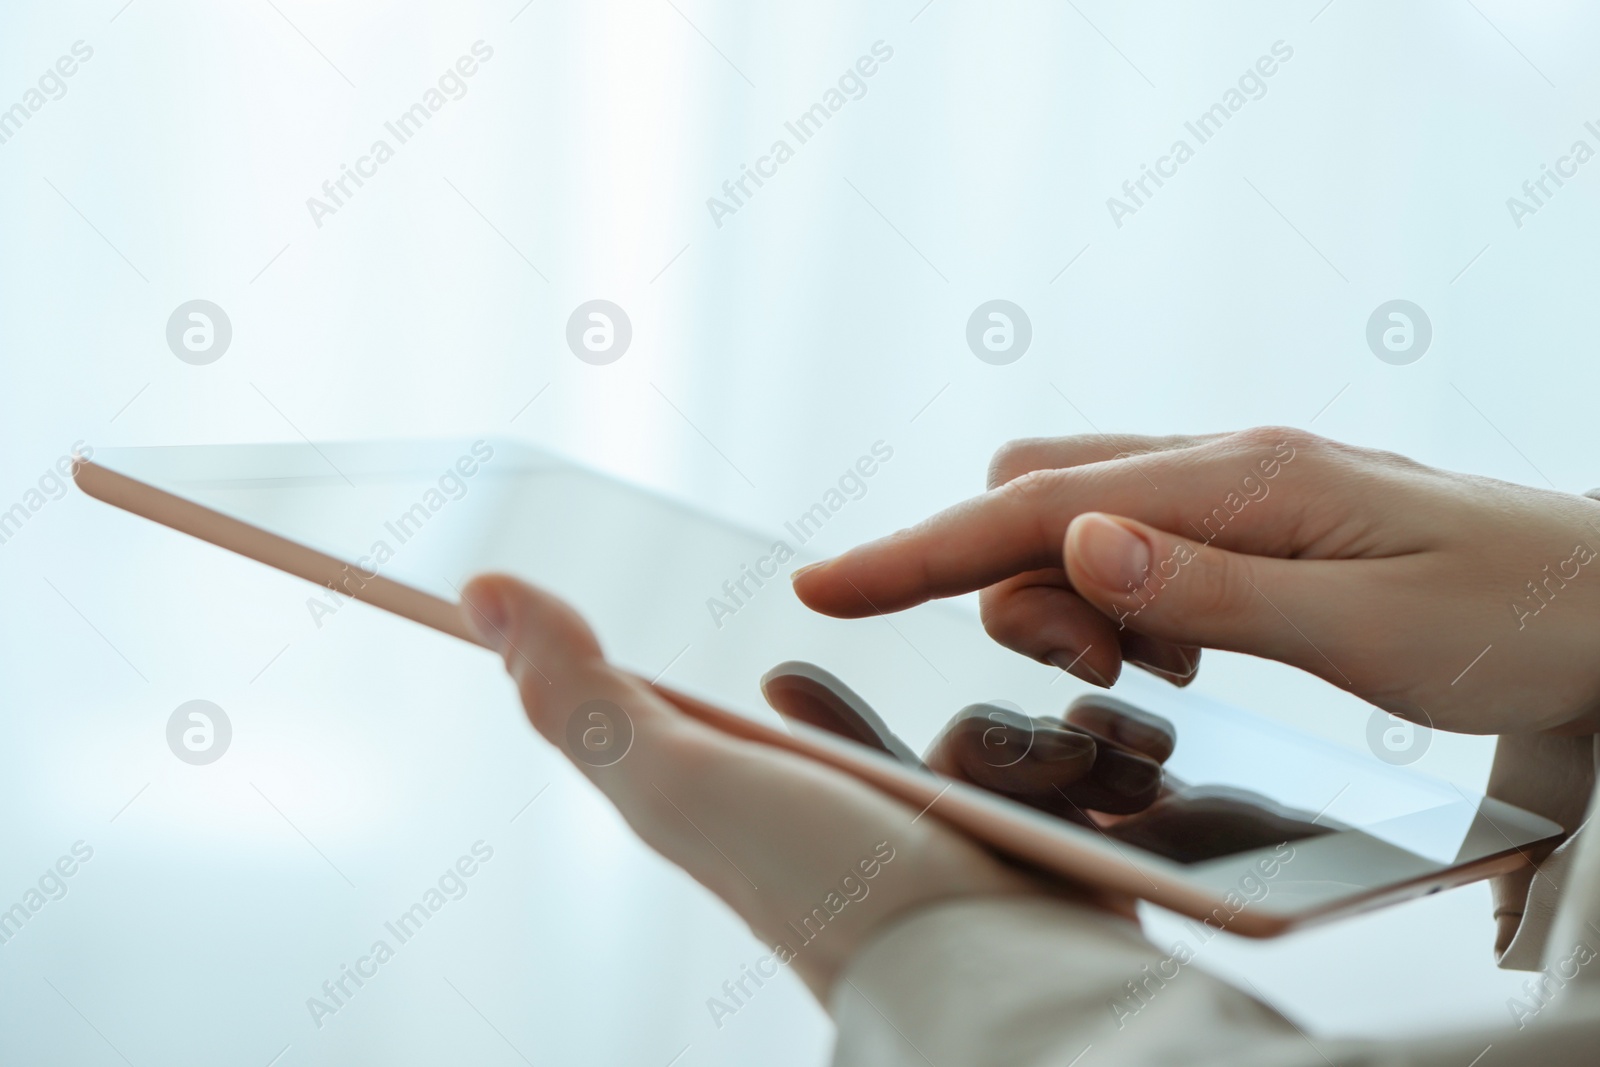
72, 439, 1563, 937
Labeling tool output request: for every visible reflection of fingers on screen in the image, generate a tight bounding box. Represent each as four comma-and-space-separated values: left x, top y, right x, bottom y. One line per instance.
759, 661, 925, 768
1055, 733, 1165, 815
1108, 786, 1339, 864
1063, 695, 1177, 763
927, 704, 1096, 800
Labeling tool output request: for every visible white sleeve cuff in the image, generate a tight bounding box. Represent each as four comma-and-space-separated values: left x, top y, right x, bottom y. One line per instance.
827, 894, 1287, 1067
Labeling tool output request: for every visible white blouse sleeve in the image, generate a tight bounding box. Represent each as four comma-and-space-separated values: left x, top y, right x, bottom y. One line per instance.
828, 894, 1600, 1067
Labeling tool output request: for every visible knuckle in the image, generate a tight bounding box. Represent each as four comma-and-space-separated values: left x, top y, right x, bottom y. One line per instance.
980, 582, 1079, 660
997, 470, 1067, 562
1229, 425, 1320, 461
987, 437, 1057, 488
980, 599, 1022, 646
1004, 466, 1064, 506
978, 587, 1039, 652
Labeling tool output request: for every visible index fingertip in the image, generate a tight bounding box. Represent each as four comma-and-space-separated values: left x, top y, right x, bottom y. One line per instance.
790, 560, 827, 582
788, 559, 870, 617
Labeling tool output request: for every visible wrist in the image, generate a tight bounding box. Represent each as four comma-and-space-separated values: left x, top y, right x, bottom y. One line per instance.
786, 830, 1035, 998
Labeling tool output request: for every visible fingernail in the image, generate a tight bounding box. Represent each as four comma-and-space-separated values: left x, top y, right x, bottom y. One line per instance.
790, 561, 826, 582
1129, 647, 1197, 684
1046, 649, 1118, 689
462, 586, 509, 654
1073, 514, 1150, 592
985, 720, 1035, 760
1030, 728, 1096, 763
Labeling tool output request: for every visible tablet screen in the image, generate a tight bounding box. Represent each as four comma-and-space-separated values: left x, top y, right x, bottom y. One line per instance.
89, 441, 1555, 888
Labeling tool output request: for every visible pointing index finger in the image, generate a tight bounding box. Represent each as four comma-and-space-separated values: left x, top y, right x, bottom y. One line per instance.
792, 473, 1068, 617
790, 432, 1316, 619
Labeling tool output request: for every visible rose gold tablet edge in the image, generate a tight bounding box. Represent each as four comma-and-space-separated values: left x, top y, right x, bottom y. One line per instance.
73, 458, 481, 645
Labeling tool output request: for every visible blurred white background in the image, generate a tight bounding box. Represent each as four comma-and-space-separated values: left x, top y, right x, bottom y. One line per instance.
3, 1, 1599, 1063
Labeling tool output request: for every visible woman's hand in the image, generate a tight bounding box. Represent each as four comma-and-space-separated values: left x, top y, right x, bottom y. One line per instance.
791, 428, 1600, 736
459, 575, 1043, 998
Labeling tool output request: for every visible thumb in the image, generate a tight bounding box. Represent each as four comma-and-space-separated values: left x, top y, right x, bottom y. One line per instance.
459, 573, 666, 756
1064, 512, 1347, 682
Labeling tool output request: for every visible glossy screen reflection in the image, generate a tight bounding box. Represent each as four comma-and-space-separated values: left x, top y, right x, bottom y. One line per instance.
101, 441, 1488, 872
